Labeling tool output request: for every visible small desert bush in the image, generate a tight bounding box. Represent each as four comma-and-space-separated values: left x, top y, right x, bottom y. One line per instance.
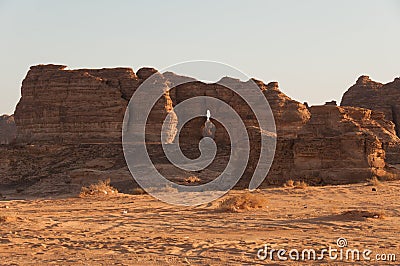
79, 179, 118, 198
367, 176, 381, 187
342, 210, 385, 220
284, 179, 294, 188
284, 180, 308, 189
218, 192, 268, 212
184, 176, 201, 184
294, 181, 308, 189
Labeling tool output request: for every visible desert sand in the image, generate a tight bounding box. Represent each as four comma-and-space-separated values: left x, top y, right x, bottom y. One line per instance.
1, 181, 399, 265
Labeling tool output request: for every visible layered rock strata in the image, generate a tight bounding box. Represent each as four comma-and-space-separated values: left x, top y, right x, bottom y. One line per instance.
1, 65, 398, 196
341, 75, 400, 165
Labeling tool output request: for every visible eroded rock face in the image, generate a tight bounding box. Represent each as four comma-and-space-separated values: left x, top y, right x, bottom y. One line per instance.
341, 75, 400, 137
13, 64, 309, 146
14, 65, 181, 145
0, 115, 16, 145
292, 106, 398, 184
247, 105, 400, 186
341, 75, 400, 166
2, 65, 400, 196
14, 65, 137, 144
0, 143, 131, 195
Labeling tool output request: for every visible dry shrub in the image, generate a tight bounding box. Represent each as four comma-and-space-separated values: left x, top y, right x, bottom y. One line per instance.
294, 181, 308, 189
184, 176, 201, 184
367, 176, 381, 187
342, 210, 385, 220
284, 179, 294, 188
218, 192, 268, 212
79, 179, 118, 198
284, 180, 308, 189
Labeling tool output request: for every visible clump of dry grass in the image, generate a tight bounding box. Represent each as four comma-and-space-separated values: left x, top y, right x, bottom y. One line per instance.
79, 179, 118, 198
294, 181, 308, 189
184, 176, 201, 184
342, 210, 385, 220
284, 179, 294, 188
284, 180, 308, 189
367, 176, 381, 187
218, 192, 268, 212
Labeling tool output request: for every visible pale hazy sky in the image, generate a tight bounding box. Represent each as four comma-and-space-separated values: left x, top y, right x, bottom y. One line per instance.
0, 0, 399, 115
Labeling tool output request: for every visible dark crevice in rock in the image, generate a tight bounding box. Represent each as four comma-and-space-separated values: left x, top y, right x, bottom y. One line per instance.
391, 105, 400, 137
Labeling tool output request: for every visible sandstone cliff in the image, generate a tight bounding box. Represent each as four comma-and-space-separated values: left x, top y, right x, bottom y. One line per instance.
14, 65, 138, 144
341, 75, 400, 136
292, 105, 397, 184
341, 75, 400, 165
13, 64, 310, 146
1, 65, 399, 196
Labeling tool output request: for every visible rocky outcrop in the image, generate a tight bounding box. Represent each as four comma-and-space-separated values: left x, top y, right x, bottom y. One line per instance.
0, 143, 131, 195
13, 64, 309, 146
247, 105, 400, 186
292, 106, 398, 184
14, 65, 136, 144
341, 75, 400, 165
14, 65, 181, 145
0, 115, 16, 144
2, 65, 400, 196
341, 75, 400, 137
259, 81, 311, 138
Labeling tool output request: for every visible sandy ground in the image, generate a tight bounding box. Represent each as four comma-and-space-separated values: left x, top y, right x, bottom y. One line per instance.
1, 181, 399, 265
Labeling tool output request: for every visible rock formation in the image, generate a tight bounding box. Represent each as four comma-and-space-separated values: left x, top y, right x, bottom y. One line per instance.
292, 105, 397, 184
14, 65, 138, 144
1, 65, 399, 196
341, 75, 400, 137
0, 115, 16, 144
341, 75, 400, 165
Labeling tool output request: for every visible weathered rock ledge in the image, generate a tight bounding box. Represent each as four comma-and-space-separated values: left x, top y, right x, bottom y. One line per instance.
0, 65, 399, 195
